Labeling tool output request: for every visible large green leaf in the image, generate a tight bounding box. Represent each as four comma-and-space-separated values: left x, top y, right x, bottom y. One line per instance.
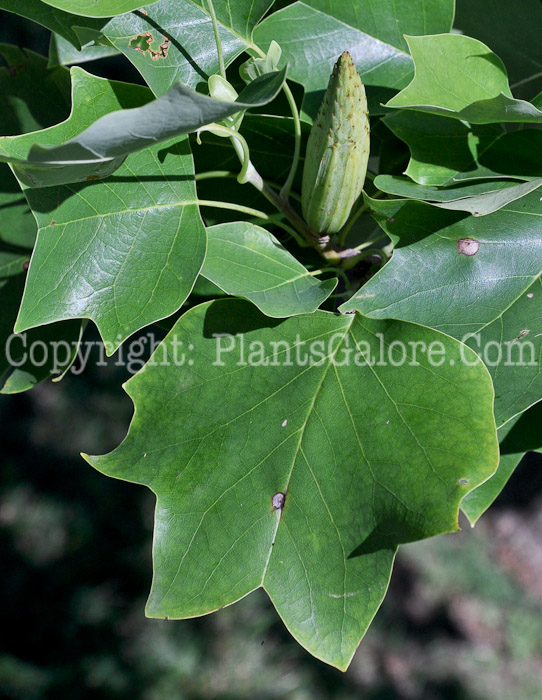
41, 0, 159, 18
15, 135, 205, 352
201, 222, 336, 316
255, 0, 453, 110
374, 176, 542, 216
462, 402, 542, 524
465, 278, 542, 427
86, 299, 498, 670
0, 0, 105, 47
10, 72, 205, 351
340, 194, 542, 339
102, 0, 275, 95
256, 2, 410, 96
383, 111, 542, 186
0, 67, 286, 188
454, 0, 542, 101
386, 35, 542, 124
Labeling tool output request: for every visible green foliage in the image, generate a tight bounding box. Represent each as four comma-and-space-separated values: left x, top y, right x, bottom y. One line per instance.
1, 0, 541, 670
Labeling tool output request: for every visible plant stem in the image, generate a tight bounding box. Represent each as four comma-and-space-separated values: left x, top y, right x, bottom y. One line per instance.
280, 82, 302, 200
206, 0, 226, 79
195, 170, 302, 201
197, 199, 307, 246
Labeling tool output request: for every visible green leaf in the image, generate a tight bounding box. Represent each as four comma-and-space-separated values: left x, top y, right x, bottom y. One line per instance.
102, 0, 275, 95
0, 67, 286, 188
256, 2, 411, 95
86, 299, 498, 670
49, 30, 120, 66
201, 222, 337, 316
461, 401, 542, 524
386, 34, 542, 124
15, 135, 205, 352
255, 0, 453, 113
0, 0, 105, 48
40, 0, 159, 18
0, 275, 82, 394
383, 111, 542, 186
7, 72, 205, 351
374, 175, 542, 216
454, 0, 542, 101
465, 278, 542, 427
340, 193, 542, 339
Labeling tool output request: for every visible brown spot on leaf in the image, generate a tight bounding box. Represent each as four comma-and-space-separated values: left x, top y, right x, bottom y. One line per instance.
129, 32, 169, 60
457, 238, 480, 256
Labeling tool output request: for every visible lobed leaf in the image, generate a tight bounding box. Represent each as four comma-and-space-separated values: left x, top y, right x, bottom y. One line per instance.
386, 35, 542, 124
86, 299, 498, 670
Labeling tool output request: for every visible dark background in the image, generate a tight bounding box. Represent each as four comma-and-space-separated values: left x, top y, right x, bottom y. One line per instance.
1, 10, 542, 700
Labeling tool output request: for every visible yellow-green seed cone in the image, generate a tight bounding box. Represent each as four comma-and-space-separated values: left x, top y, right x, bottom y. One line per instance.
301, 52, 369, 235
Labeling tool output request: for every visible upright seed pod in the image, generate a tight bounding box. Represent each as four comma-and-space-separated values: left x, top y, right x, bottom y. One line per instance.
301, 52, 369, 235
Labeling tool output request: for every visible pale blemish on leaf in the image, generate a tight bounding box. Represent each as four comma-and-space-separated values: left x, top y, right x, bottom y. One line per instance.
457, 238, 480, 256
272, 492, 286, 510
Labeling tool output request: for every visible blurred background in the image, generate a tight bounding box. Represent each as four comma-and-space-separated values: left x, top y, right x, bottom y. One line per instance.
1, 8, 542, 700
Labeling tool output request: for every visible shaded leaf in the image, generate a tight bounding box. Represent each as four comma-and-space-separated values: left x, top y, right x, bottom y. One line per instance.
0, 275, 82, 394
374, 175, 542, 216
49, 30, 120, 66
201, 222, 336, 316
86, 299, 498, 670
0, 0, 105, 48
465, 278, 542, 427
383, 111, 542, 186
461, 402, 542, 524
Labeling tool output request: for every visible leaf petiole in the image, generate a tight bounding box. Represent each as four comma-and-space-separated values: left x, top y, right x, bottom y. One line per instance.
206, 0, 226, 79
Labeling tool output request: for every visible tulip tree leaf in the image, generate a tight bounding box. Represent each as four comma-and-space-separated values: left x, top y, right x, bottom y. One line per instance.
201, 222, 337, 316
14, 134, 206, 352
340, 193, 542, 339
103, 0, 276, 95
9, 72, 205, 351
386, 34, 542, 124
374, 175, 542, 216
86, 299, 498, 671
461, 401, 542, 524
0, 67, 286, 188
383, 111, 542, 186
465, 278, 542, 427
40, 0, 159, 18
454, 0, 542, 100
255, 0, 454, 111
